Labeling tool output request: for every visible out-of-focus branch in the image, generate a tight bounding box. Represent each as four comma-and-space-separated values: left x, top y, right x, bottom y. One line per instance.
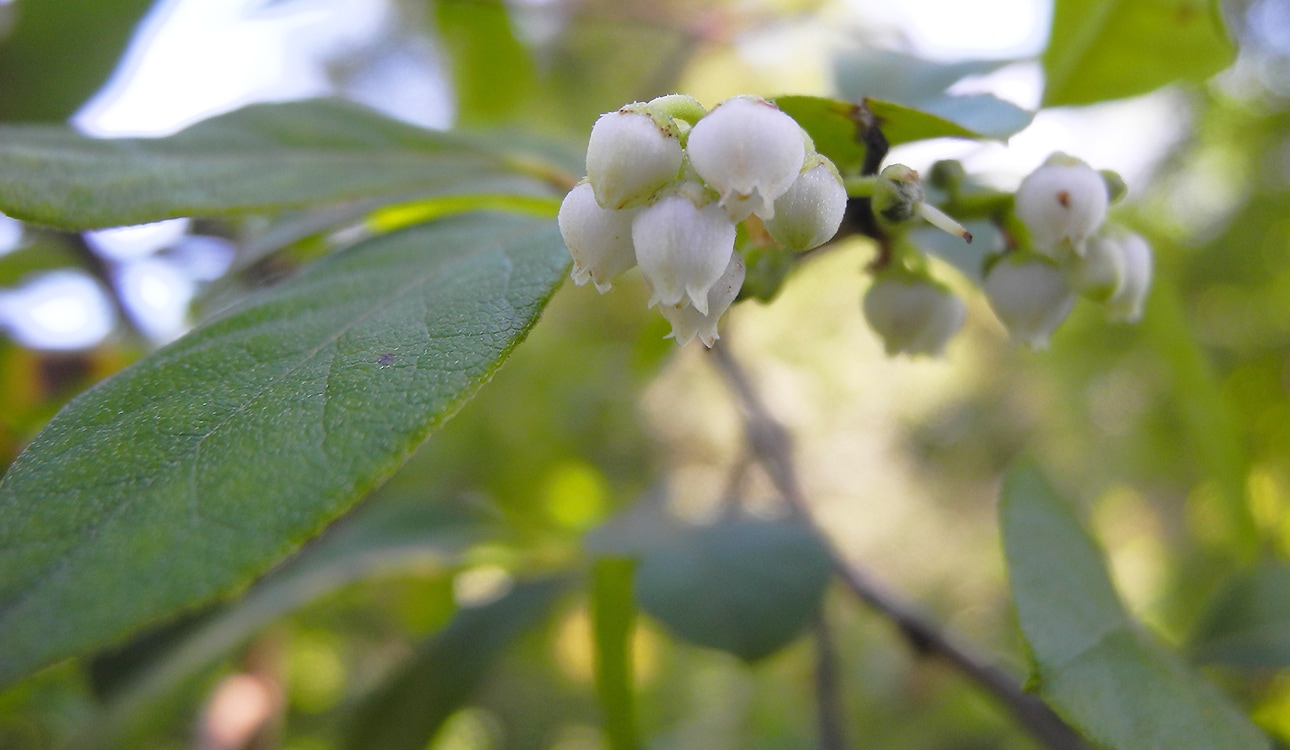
707, 340, 1088, 750
812, 613, 848, 750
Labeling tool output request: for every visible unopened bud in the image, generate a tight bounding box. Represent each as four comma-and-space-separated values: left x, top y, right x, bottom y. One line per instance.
632, 191, 736, 315
1014, 153, 1109, 256
873, 164, 924, 226
686, 96, 807, 222
862, 270, 966, 357
983, 251, 1076, 349
558, 182, 638, 293
657, 251, 746, 347
763, 162, 847, 252
586, 106, 684, 210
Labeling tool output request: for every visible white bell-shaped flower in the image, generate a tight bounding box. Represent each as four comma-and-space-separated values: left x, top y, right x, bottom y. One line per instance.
586, 107, 683, 210
763, 162, 847, 252
1063, 233, 1125, 302
1106, 232, 1152, 322
657, 251, 746, 347
1014, 154, 1109, 256
558, 182, 638, 293
983, 252, 1077, 350
861, 272, 966, 357
686, 96, 806, 222
632, 191, 736, 315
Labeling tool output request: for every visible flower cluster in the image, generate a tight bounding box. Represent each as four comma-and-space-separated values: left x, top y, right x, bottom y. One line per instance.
559, 95, 846, 346
981, 153, 1153, 348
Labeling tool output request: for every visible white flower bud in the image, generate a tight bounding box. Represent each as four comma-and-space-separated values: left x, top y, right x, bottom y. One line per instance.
1106, 232, 1152, 322
631, 191, 736, 315
657, 251, 746, 347
763, 162, 847, 252
861, 272, 966, 357
1014, 154, 1109, 256
983, 252, 1077, 350
586, 107, 684, 210
1063, 233, 1125, 302
686, 96, 806, 222
558, 182, 638, 293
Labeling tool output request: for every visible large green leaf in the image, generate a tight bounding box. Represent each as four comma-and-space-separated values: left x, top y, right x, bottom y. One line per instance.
1001, 464, 1269, 750
344, 577, 569, 750
1188, 561, 1290, 668
0, 0, 156, 122
0, 99, 562, 230
0, 211, 570, 687
1043, 0, 1236, 107
633, 518, 832, 662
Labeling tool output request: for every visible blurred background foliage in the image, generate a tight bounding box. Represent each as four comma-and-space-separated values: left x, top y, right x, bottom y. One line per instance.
1, 0, 1289, 748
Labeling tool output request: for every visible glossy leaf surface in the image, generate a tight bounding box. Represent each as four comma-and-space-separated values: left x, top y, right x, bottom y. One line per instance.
0, 212, 569, 686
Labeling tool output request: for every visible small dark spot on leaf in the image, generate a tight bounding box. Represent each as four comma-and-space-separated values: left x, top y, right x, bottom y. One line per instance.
377, 353, 396, 366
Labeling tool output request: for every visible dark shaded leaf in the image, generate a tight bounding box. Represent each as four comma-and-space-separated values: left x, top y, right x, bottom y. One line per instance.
1189, 561, 1290, 668
0, 0, 155, 122
633, 518, 832, 662
0, 212, 569, 687
344, 577, 569, 750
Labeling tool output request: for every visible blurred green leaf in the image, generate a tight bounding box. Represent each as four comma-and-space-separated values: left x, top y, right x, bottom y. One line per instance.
0, 99, 565, 230
879, 94, 1034, 142
633, 518, 832, 662
1043, 0, 1235, 107
1001, 464, 1269, 750
0, 212, 570, 687
1142, 279, 1259, 557
85, 493, 482, 707
775, 95, 1032, 176
834, 48, 1016, 105
0, 0, 155, 122
435, 0, 537, 127
344, 577, 569, 750
592, 557, 638, 750
1188, 561, 1290, 668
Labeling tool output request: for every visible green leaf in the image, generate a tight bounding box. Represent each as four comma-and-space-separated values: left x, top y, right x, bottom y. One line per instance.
0, 0, 155, 122
0, 99, 564, 230
633, 518, 832, 662
435, 0, 537, 127
592, 558, 639, 750
1001, 464, 1269, 750
344, 577, 569, 750
0, 212, 570, 687
774, 95, 1033, 175
1188, 561, 1290, 668
1043, 0, 1236, 107
834, 48, 1016, 105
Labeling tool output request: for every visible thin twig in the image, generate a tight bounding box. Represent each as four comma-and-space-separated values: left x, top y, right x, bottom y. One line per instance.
707, 340, 1087, 750
812, 613, 848, 750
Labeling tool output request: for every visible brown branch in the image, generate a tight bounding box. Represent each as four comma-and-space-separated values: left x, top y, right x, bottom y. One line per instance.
707, 340, 1088, 750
